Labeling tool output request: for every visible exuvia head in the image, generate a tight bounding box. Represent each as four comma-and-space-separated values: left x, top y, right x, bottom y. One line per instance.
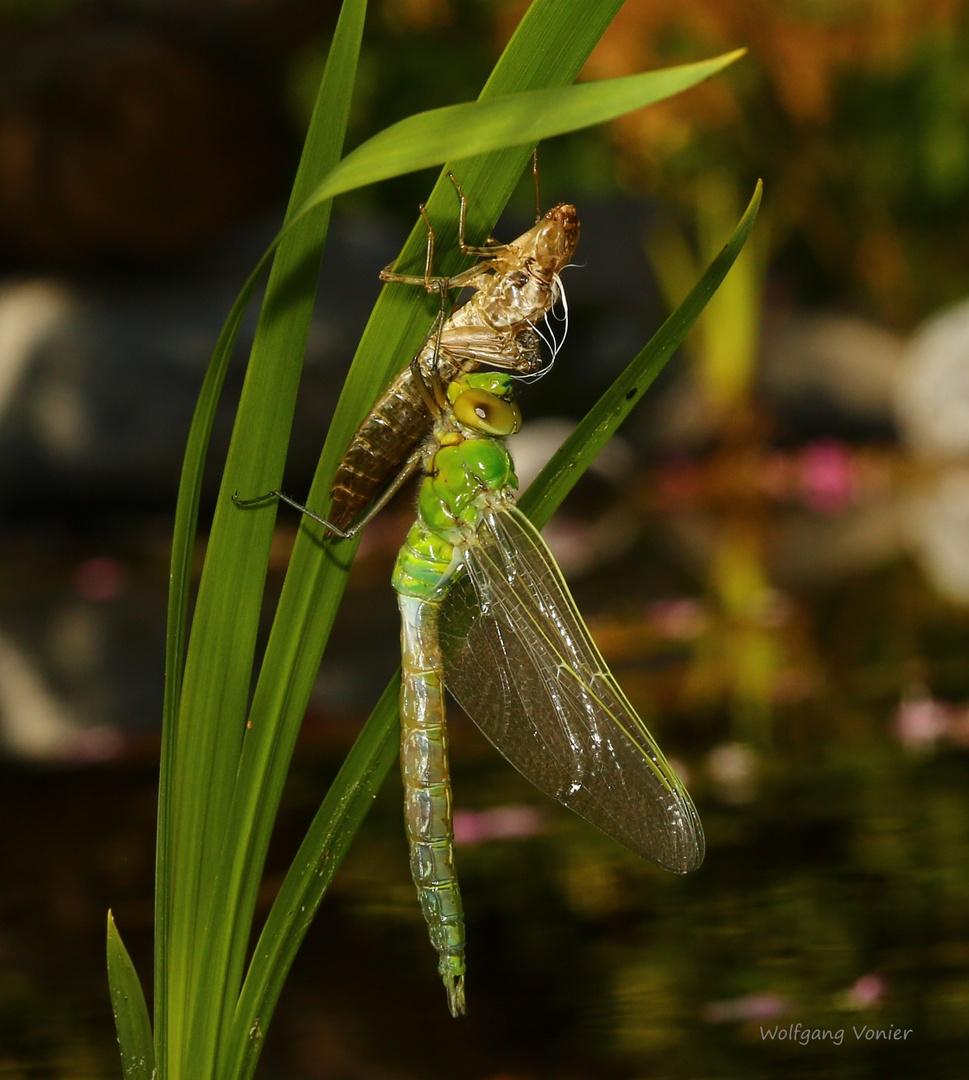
496, 204, 580, 281
531, 204, 580, 275
447, 372, 522, 436
482, 203, 579, 334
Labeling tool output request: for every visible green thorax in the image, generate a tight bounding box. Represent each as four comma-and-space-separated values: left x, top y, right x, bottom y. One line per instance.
393, 373, 520, 600
419, 437, 517, 533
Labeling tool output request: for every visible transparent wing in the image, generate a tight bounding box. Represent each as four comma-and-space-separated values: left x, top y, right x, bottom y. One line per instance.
439, 505, 704, 873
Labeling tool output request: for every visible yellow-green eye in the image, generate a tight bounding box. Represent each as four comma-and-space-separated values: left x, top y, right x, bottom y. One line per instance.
452, 388, 521, 436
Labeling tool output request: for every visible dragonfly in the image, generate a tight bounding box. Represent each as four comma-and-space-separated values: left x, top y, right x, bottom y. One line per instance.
242, 367, 705, 1016
394, 370, 704, 1015
327, 173, 579, 533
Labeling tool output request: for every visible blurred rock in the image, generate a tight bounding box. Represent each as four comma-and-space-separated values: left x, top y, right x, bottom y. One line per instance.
895, 299, 969, 459
0, 540, 160, 762
705, 741, 762, 805
760, 311, 904, 440
0, 212, 395, 509
645, 310, 905, 449
0, 625, 119, 761
905, 468, 969, 603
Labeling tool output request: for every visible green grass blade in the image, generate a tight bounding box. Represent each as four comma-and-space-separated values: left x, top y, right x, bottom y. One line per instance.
159, 2, 367, 1078
107, 912, 155, 1080
154, 248, 271, 1080
230, 681, 400, 1080
289, 51, 745, 217
228, 181, 760, 1044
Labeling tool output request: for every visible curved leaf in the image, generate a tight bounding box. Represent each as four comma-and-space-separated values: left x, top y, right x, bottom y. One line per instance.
289, 50, 745, 221
107, 912, 154, 1080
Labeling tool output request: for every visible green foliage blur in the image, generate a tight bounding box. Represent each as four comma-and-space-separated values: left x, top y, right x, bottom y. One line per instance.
286, 0, 969, 323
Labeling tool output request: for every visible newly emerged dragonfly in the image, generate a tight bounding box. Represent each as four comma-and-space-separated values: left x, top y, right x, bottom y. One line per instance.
392, 371, 704, 1015
328, 174, 579, 532
239, 370, 705, 1017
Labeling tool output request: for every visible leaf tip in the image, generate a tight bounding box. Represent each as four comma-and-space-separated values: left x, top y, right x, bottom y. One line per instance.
749, 178, 764, 214
700, 46, 748, 81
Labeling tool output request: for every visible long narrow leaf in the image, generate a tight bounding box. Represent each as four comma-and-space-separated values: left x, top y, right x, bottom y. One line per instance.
107, 912, 155, 1080
154, 243, 275, 1080
289, 51, 745, 220
160, 4, 368, 1079
231, 681, 400, 1078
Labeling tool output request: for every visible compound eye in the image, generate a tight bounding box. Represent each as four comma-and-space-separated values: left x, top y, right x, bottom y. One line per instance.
453, 388, 521, 436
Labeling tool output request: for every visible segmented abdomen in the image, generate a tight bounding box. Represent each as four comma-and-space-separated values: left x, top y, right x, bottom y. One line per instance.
329, 365, 433, 532
396, 578, 466, 1017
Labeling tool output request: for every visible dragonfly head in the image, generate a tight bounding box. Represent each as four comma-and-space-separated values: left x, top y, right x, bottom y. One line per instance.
448, 373, 522, 436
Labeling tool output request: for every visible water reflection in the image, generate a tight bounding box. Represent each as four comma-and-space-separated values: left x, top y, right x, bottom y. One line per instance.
311, 708, 969, 1076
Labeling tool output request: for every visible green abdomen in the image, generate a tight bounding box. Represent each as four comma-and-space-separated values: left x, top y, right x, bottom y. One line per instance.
392, 431, 515, 1016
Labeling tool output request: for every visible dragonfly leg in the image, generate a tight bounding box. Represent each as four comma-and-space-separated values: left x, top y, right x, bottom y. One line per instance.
231, 490, 351, 537
379, 260, 481, 292
419, 203, 435, 290
379, 203, 456, 293
410, 356, 439, 416
447, 170, 504, 258
381, 174, 514, 289
232, 448, 424, 540
411, 299, 450, 415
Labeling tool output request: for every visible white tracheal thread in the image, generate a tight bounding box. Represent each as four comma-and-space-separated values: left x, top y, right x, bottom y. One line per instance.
514, 273, 569, 386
